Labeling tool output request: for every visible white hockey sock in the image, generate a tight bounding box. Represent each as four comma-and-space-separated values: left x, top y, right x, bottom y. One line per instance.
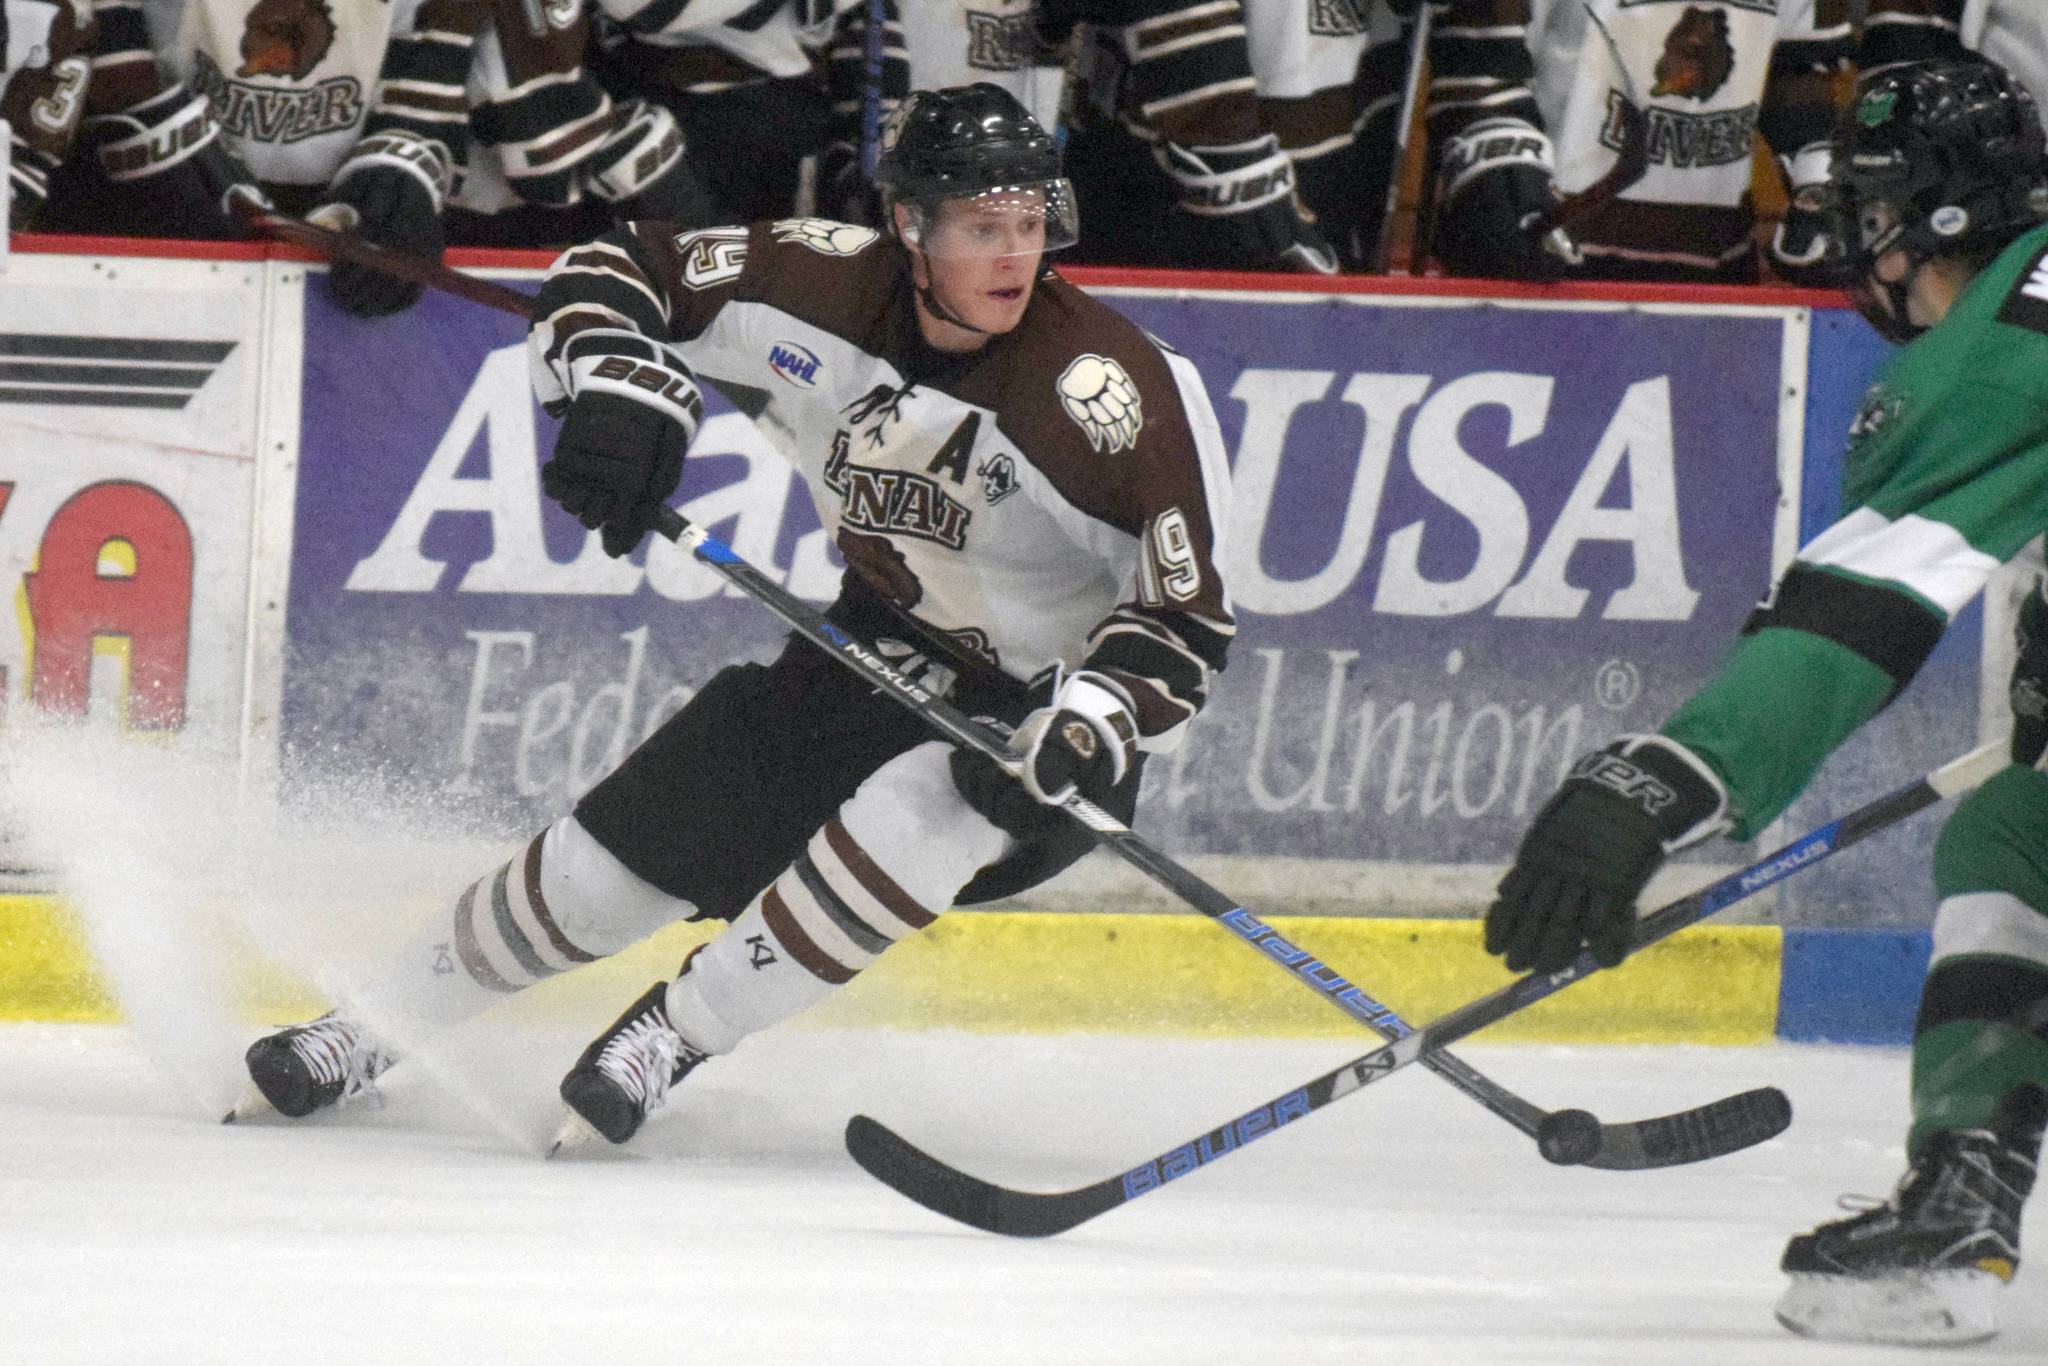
666, 742, 1008, 1054
354, 815, 699, 1038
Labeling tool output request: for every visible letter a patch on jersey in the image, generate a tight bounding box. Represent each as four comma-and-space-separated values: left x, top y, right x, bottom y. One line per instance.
1997, 242, 2048, 335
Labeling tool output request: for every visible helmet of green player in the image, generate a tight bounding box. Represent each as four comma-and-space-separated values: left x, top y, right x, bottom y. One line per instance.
1829, 60, 2048, 341
873, 84, 1079, 260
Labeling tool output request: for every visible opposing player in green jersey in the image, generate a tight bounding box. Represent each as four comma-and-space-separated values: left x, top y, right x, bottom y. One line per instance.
1484, 61, 2048, 1347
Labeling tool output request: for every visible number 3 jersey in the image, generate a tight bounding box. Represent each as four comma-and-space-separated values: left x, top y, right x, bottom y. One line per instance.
530, 219, 1237, 751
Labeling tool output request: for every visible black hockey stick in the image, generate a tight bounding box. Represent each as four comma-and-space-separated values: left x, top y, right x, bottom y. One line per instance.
237, 205, 539, 318
649, 506, 1789, 1169
846, 741, 2008, 1236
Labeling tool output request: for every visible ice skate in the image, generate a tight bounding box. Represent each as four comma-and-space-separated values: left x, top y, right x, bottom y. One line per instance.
1775, 1128, 2033, 1346
228, 1013, 392, 1122
551, 980, 707, 1154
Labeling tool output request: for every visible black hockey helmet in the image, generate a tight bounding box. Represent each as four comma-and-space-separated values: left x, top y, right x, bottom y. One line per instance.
874, 84, 1079, 257
1837, 60, 2048, 270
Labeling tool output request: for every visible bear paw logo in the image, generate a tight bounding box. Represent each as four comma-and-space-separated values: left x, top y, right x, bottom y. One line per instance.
237, 0, 336, 80
772, 218, 880, 256
1056, 354, 1142, 453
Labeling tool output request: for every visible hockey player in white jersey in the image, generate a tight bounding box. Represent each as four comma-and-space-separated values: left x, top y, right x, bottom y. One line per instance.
235, 84, 1236, 1149
1523, 0, 1850, 282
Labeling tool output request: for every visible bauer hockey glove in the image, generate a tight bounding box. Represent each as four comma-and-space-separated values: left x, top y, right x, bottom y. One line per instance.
542, 332, 702, 558
2010, 580, 2048, 770
1485, 735, 1730, 974
74, 83, 272, 240
952, 667, 1141, 838
1012, 668, 1140, 807
1159, 135, 1340, 275
1431, 118, 1578, 282
312, 132, 453, 317
580, 100, 721, 225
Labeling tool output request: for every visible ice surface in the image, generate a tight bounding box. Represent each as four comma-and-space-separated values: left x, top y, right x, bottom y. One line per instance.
3, 1026, 2042, 1365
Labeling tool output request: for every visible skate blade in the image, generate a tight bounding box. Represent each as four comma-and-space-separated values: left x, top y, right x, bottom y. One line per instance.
1775, 1269, 2004, 1347
547, 1109, 602, 1159
221, 1079, 275, 1125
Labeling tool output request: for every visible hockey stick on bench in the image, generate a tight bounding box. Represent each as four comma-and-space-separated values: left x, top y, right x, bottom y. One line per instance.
846, 740, 2009, 1236
647, 505, 1790, 1170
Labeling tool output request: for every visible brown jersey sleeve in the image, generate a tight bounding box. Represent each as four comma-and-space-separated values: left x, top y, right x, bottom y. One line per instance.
996, 276, 1235, 745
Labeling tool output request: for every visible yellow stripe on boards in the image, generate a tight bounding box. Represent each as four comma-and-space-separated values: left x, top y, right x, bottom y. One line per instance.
0, 896, 1777, 1043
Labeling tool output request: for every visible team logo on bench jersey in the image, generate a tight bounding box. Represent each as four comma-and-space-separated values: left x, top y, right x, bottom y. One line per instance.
1057, 354, 1142, 453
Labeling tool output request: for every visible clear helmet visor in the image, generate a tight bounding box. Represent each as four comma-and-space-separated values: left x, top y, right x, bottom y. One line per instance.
896, 180, 1080, 259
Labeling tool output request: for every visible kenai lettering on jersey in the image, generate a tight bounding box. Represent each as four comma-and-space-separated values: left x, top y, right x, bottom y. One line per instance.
823, 430, 973, 550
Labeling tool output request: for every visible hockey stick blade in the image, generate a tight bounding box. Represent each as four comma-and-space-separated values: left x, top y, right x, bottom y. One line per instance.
1576, 1084, 1791, 1171
845, 1115, 1122, 1237
845, 743, 2004, 1236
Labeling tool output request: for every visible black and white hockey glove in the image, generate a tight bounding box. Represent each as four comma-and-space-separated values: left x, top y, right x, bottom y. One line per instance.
952, 667, 1141, 842
1160, 134, 1340, 275
1432, 118, 1578, 282
541, 331, 703, 558
1010, 669, 1140, 807
2010, 581, 2048, 770
75, 83, 273, 239
1485, 735, 1730, 974
581, 100, 720, 224
1769, 141, 1851, 288
311, 132, 453, 317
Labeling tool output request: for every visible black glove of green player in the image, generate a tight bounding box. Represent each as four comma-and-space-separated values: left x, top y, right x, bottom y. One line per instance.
1485, 735, 1730, 974
2010, 580, 2048, 768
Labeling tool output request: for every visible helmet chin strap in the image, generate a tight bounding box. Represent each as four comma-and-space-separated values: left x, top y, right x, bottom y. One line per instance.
909, 250, 995, 338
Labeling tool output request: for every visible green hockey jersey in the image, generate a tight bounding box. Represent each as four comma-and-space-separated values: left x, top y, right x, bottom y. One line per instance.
1665, 222, 2048, 836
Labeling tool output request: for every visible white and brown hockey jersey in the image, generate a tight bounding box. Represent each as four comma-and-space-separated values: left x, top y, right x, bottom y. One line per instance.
530, 218, 1236, 748
1525, 0, 1850, 279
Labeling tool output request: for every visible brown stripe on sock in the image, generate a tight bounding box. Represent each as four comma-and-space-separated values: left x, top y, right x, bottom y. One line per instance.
524, 835, 598, 964
453, 882, 518, 993
822, 819, 935, 929
760, 886, 856, 985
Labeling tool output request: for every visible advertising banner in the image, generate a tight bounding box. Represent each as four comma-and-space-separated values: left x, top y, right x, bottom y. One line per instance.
284, 275, 1801, 873
0, 253, 267, 884
0, 255, 264, 736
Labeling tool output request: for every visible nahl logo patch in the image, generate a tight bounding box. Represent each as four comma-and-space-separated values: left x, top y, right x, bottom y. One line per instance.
1057, 354, 1142, 453
1996, 243, 2048, 336
773, 218, 879, 257
768, 341, 821, 387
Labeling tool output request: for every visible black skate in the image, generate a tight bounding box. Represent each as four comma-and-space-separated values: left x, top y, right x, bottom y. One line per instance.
553, 980, 707, 1153
1775, 1128, 2033, 1346
234, 1013, 392, 1120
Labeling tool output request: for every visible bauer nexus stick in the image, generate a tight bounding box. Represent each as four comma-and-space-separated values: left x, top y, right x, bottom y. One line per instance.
846, 741, 2009, 1237
647, 506, 1789, 1170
